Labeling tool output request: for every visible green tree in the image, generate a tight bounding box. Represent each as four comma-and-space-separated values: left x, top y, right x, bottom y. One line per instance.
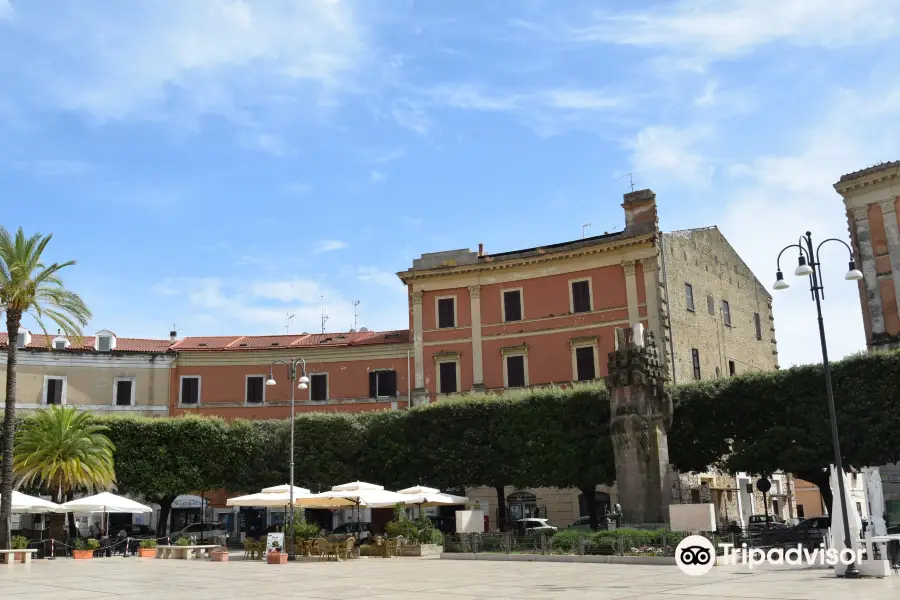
0, 228, 91, 547
13, 407, 115, 538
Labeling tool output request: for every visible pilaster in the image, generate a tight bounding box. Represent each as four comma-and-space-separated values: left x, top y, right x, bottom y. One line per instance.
852, 206, 886, 336
468, 285, 485, 390
640, 258, 663, 351
879, 199, 900, 320
411, 290, 427, 405
622, 261, 640, 326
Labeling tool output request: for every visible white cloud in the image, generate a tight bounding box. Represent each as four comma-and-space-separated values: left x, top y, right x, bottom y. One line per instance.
392, 103, 431, 136
370, 170, 386, 183
717, 82, 900, 366
628, 125, 713, 186
280, 182, 310, 195
243, 132, 292, 157
357, 266, 401, 289
573, 0, 899, 59
249, 279, 323, 303
313, 240, 348, 254
693, 81, 717, 107
14, 159, 97, 176
543, 89, 621, 110
16, 0, 367, 122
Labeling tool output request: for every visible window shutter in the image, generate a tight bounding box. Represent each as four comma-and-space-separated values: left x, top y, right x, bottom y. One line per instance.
369, 372, 377, 398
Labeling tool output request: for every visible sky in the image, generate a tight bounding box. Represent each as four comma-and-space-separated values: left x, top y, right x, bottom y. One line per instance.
2, 0, 899, 367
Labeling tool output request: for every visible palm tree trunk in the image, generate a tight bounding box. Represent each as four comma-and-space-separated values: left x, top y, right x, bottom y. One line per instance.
0, 309, 22, 550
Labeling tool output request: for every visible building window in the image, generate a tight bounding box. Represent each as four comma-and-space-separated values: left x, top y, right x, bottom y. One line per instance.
691, 349, 701, 380
574, 346, 596, 381
97, 335, 112, 352
502, 289, 523, 322
570, 279, 592, 314
438, 360, 459, 394
114, 377, 135, 406
54, 340, 66, 350
180, 376, 200, 405
437, 297, 456, 329
722, 300, 732, 327
504, 354, 527, 388
369, 370, 397, 398
685, 283, 695, 312
797, 505, 805, 518
246, 375, 265, 404
310, 374, 328, 402
44, 376, 65, 405
728, 360, 736, 376
754, 312, 762, 340
707, 294, 714, 315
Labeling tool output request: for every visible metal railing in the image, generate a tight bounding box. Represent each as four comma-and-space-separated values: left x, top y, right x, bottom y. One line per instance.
443, 531, 687, 557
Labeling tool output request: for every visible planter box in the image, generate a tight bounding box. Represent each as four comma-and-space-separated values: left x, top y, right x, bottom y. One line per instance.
210, 550, 229, 562
12, 551, 28, 563
138, 548, 157, 558
400, 544, 442, 557
72, 550, 94, 560
267, 552, 288, 564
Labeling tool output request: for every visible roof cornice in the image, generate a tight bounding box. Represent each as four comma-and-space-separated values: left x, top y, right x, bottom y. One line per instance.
834, 163, 900, 196
397, 232, 656, 282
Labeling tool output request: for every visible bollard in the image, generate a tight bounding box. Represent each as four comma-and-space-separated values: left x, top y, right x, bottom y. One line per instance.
48, 538, 55, 560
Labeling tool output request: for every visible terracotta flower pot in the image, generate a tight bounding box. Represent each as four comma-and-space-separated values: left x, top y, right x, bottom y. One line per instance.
138, 548, 157, 558
267, 551, 288, 564
72, 550, 94, 560
210, 549, 229, 562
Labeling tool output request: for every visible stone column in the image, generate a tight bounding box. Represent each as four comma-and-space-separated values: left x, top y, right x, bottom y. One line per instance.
879, 199, 900, 318
852, 206, 886, 336
641, 258, 663, 345
411, 290, 428, 406
469, 285, 485, 391
622, 261, 640, 326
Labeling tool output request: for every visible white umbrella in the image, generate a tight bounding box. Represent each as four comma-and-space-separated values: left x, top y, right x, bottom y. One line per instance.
864, 467, 888, 537
56, 492, 152, 514
829, 465, 863, 576
2, 491, 60, 513
295, 482, 408, 538
396, 486, 468, 508
226, 485, 312, 507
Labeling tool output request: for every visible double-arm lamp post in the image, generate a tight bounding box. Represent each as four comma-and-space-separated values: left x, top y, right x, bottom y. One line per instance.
266, 358, 309, 561
773, 231, 864, 578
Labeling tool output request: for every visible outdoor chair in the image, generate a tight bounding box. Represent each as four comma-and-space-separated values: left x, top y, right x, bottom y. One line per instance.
340, 537, 355, 559
314, 538, 335, 561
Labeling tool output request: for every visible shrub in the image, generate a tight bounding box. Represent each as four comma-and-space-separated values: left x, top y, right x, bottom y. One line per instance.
140, 539, 158, 549
11, 535, 29, 549
174, 536, 192, 546
284, 519, 320, 540
384, 505, 442, 544
549, 530, 582, 553
86, 538, 101, 550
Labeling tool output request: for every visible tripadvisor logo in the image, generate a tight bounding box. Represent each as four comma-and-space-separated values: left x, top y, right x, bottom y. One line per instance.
675, 535, 863, 576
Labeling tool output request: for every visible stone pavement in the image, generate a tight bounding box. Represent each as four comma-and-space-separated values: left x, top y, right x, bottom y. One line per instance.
0, 555, 898, 599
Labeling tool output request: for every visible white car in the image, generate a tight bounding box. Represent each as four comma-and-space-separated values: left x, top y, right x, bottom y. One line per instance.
173, 521, 229, 542
516, 518, 557, 535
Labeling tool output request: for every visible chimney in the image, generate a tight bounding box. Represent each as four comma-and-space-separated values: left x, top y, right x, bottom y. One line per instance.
622, 189, 658, 233
169, 330, 177, 343
478, 243, 484, 257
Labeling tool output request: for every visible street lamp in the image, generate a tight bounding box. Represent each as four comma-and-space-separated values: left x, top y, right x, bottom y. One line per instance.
773, 231, 863, 578
266, 358, 310, 561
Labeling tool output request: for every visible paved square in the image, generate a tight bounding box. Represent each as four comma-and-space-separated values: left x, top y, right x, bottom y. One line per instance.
1, 555, 898, 599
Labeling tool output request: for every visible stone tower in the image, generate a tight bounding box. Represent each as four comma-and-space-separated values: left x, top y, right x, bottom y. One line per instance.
606, 323, 674, 525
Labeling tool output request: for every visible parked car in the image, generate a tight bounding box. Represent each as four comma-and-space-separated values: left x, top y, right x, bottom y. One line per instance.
331, 522, 373, 542
748, 514, 787, 530
513, 518, 557, 536
173, 521, 229, 542
568, 516, 613, 531
116, 524, 156, 539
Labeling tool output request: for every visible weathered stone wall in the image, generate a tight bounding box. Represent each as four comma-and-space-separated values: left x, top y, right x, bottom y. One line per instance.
661, 227, 779, 385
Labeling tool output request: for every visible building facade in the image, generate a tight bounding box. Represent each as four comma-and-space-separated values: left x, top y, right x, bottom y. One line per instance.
398, 189, 784, 529
835, 160, 900, 525
0, 329, 173, 416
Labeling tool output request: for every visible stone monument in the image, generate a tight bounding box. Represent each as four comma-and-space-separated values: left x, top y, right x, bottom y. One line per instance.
605, 323, 673, 525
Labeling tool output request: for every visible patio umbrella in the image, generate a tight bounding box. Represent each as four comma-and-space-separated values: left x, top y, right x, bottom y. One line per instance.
56, 492, 152, 537
396, 486, 468, 508
864, 467, 888, 537
2, 491, 61, 513
295, 482, 409, 538
226, 485, 312, 507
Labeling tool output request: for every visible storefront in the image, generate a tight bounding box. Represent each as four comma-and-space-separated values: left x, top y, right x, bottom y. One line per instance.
170, 495, 204, 533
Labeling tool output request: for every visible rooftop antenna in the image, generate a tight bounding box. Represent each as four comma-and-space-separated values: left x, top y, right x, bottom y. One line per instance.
582, 222, 592, 239
285, 313, 295, 334
320, 296, 329, 334
352, 300, 360, 331
617, 172, 638, 192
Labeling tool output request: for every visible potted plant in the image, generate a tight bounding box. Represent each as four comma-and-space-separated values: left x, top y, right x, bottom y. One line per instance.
266, 540, 287, 564
210, 535, 229, 562
174, 536, 192, 546
138, 538, 158, 558
73, 538, 100, 560
10, 536, 29, 563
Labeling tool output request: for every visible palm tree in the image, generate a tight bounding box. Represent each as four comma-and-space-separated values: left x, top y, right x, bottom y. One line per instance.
0, 227, 91, 548
13, 406, 115, 539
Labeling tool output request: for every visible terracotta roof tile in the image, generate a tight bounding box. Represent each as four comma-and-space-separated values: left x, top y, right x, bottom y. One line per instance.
173, 329, 410, 351
0, 334, 172, 353
838, 160, 900, 183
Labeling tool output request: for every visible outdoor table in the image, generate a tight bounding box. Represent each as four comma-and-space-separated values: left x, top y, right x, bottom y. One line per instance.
870, 535, 900, 566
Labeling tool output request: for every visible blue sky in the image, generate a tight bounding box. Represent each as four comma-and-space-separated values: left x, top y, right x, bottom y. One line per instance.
2, 0, 899, 367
